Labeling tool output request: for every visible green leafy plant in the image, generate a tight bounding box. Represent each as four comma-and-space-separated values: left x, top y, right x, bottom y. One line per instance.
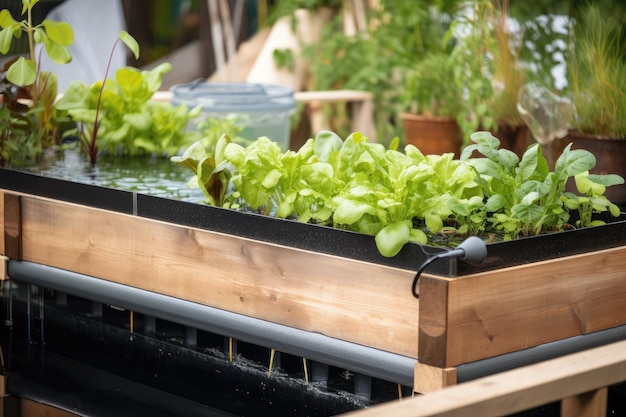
0, 0, 74, 161
0, 60, 36, 164
400, 52, 462, 117
196, 115, 248, 154
174, 130, 623, 257
461, 131, 623, 238
563, 171, 624, 228
55, 31, 147, 164
57, 61, 202, 162
567, 4, 626, 138
0, 0, 73, 100
447, 0, 527, 144
301, 0, 463, 144
175, 130, 483, 257
488, 0, 525, 131
0, 103, 37, 165
447, 0, 497, 141
170, 137, 233, 207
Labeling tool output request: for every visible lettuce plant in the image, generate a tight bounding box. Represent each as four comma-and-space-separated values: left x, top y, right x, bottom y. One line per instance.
170, 137, 233, 207
462, 131, 623, 239
563, 171, 624, 228
57, 62, 201, 160
174, 130, 623, 257
175, 130, 484, 257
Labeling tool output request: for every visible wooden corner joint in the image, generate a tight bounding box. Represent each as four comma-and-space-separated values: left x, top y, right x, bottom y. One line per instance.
413, 362, 457, 394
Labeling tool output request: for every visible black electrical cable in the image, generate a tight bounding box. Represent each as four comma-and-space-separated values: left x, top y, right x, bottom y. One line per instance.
411, 253, 449, 299
411, 236, 488, 299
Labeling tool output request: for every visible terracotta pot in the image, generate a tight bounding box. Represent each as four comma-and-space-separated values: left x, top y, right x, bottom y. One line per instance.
401, 113, 462, 157
563, 130, 626, 204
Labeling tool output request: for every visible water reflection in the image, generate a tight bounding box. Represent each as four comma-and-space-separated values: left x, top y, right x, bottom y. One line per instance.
17, 148, 205, 203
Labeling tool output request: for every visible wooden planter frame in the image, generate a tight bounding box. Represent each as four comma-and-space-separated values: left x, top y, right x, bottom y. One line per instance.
1, 168, 625, 393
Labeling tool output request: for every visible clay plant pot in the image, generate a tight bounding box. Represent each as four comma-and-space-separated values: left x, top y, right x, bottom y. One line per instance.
401, 113, 462, 157
563, 130, 626, 205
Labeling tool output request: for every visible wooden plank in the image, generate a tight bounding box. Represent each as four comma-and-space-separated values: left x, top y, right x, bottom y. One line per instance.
3, 193, 21, 260
18, 195, 420, 358
338, 340, 626, 417
294, 90, 374, 102
414, 363, 457, 394
438, 247, 626, 367
561, 388, 608, 417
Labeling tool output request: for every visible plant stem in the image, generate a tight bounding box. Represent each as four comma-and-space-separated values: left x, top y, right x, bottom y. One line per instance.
26, 4, 34, 62
26, 3, 39, 108
89, 37, 122, 165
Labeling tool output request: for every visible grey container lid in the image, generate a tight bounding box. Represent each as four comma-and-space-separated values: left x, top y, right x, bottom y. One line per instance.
170, 80, 296, 113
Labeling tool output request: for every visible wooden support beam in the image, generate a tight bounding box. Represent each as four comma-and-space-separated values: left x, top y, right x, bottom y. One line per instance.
414, 362, 457, 394
561, 388, 608, 417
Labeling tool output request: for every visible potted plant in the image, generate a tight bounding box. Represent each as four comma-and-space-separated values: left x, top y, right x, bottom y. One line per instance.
300, 0, 463, 146
399, 52, 464, 156
486, 0, 531, 156
448, 0, 530, 156
565, 3, 626, 204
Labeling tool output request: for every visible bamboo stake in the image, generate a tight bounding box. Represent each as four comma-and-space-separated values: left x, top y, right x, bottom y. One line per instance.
303, 357, 309, 384
268, 348, 276, 376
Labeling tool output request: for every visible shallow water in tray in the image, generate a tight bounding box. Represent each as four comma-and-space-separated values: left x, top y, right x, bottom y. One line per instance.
17, 148, 205, 203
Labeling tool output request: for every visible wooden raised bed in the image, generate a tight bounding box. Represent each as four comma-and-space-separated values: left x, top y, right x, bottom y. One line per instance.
1, 168, 626, 393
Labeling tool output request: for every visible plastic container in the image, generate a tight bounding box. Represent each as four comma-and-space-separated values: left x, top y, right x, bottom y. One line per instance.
170, 81, 296, 151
